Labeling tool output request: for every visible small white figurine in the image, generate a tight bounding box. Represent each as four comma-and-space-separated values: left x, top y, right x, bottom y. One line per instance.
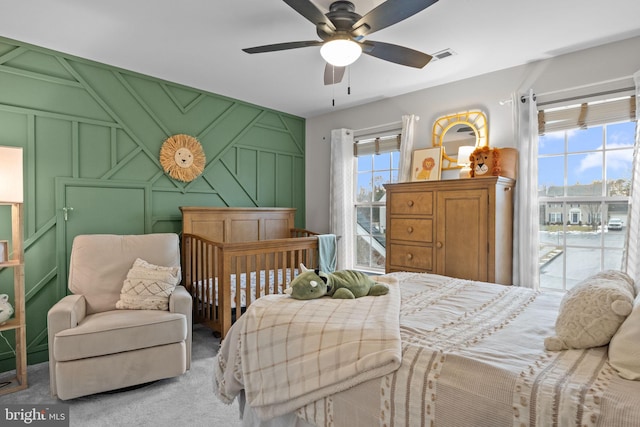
0, 294, 14, 325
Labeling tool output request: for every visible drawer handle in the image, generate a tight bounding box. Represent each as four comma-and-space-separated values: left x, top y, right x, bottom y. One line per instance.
407, 200, 414, 207
407, 226, 413, 234
406, 253, 413, 260
436, 241, 443, 249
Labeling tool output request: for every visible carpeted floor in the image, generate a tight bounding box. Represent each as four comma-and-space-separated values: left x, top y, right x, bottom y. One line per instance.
0, 325, 242, 427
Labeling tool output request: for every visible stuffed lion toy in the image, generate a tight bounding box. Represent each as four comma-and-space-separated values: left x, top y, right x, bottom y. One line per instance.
469, 146, 501, 178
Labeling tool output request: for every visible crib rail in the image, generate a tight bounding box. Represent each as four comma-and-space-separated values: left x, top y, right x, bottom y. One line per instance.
182, 231, 319, 338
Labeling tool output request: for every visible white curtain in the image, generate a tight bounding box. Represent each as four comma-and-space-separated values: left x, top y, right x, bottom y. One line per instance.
624, 71, 640, 283
512, 89, 540, 289
329, 128, 355, 270
398, 115, 418, 182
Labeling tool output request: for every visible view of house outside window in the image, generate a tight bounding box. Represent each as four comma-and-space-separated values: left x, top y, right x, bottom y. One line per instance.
538, 120, 635, 291
355, 149, 399, 271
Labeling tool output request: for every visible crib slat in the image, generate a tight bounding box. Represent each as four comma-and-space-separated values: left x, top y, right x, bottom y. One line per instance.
211, 243, 219, 323
196, 239, 202, 319
220, 248, 232, 334
204, 242, 211, 320
275, 251, 283, 294
288, 250, 295, 287
255, 253, 264, 301
264, 253, 272, 296
245, 254, 253, 310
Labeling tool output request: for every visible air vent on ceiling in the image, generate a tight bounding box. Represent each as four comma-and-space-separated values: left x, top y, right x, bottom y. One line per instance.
431, 48, 457, 61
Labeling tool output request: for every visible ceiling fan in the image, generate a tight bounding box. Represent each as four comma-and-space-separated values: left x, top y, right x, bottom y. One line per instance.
243, 0, 438, 85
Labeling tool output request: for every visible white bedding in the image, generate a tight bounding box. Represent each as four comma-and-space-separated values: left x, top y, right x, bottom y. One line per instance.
196, 268, 297, 309
215, 272, 640, 427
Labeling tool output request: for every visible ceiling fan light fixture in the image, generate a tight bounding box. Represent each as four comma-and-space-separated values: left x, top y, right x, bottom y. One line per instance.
320, 39, 362, 67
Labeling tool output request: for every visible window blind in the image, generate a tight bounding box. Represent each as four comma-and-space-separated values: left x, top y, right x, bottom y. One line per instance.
353, 122, 402, 157
353, 134, 401, 156
538, 95, 636, 135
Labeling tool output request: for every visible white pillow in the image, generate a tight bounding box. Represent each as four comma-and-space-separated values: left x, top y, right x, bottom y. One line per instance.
609, 293, 640, 380
544, 270, 634, 351
116, 258, 181, 310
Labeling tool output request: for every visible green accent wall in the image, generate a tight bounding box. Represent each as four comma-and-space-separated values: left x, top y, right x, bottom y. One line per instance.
0, 37, 305, 370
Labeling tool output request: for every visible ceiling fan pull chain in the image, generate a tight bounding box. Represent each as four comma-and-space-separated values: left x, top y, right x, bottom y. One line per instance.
348, 66, 351, 95
332, 65, 336, 106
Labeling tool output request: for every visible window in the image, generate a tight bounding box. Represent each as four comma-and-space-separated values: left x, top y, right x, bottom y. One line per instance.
354, 134, 400, 271
538, 96, 636, 291
548, 211, 563, 224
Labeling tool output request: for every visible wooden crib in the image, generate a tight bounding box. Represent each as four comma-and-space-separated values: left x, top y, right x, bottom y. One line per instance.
180, 207, 319, 338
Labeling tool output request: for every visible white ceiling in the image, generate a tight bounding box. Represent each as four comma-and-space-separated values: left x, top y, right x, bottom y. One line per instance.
1, 0, 640, 118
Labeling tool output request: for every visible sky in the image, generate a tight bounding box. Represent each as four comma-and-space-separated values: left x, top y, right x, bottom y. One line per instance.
538, 121, 635, 189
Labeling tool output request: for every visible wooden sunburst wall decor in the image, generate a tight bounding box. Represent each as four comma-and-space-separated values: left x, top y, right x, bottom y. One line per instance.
159, 134, 206, 182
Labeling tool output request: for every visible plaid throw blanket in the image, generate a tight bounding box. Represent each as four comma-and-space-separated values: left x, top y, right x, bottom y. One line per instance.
215, 276, 401, 420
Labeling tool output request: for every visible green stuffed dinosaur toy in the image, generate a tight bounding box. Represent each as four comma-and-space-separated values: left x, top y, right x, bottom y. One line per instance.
284, 264, 389, 300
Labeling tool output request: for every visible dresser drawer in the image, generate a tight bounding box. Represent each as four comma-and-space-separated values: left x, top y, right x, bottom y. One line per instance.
389, 191, 433, 215
389, 218, 432, 242
388, 243, 433, 271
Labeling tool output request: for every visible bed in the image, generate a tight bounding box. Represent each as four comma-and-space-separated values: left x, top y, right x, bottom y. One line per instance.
181, 207, 319, 338
215, 271, 640, 427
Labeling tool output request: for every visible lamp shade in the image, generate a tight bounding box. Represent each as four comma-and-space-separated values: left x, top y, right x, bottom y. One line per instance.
320, 39, 362, 67
457, 146, 475, 166
457, 145, 475, 179
0, 146, 24, 203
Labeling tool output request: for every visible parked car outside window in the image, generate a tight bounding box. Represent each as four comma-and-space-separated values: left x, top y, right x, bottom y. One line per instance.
607, 218, 623, 230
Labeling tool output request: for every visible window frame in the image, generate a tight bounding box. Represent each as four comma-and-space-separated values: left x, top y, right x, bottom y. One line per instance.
538, 116, 634, 291
353, 134, 401, 272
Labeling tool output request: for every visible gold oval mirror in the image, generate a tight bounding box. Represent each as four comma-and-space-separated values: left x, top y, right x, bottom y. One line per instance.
432, 111, 488, 170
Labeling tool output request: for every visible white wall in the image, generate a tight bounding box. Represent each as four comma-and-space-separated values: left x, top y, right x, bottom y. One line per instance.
305, 36, 640, 232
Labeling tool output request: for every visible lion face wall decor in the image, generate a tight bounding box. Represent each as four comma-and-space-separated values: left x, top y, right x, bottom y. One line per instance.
159, 134, 206, 182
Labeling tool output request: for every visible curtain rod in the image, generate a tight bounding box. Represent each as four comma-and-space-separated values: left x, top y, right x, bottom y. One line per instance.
501, 85, 635, 107
355, 120, 402, 133
354, 116, 421, 135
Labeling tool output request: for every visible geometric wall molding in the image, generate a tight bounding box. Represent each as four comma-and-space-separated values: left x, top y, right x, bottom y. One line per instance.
0, 36, 305, 369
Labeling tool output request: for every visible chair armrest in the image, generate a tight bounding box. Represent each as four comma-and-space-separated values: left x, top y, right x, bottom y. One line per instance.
169, 285, 192, 369
169, 285, 192, 316
47, 294, 86, 397
48, 294, 87, 335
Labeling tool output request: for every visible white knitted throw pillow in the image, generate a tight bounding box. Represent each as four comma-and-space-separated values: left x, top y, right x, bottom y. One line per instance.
116, 258, 181, 310
544, 270, 634, 351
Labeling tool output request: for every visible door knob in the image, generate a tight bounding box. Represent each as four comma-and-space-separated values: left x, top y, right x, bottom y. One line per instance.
63, 207, 74, 221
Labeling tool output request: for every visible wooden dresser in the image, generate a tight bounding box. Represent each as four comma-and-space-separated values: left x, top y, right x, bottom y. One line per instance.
384, 177, 514, 285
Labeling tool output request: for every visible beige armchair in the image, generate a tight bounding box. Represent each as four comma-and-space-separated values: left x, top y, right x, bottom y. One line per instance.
47, 233, 192, 400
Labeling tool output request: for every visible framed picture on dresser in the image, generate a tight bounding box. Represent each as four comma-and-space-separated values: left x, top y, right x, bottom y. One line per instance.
411, 147, 442, 181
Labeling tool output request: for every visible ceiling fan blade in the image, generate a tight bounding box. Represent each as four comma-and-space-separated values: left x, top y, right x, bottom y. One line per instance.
352, 0, 438, 37
243, 40, 323, 54
362, 40, 432, 68
323, 64, 345, 85
283, 0, 336, 33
